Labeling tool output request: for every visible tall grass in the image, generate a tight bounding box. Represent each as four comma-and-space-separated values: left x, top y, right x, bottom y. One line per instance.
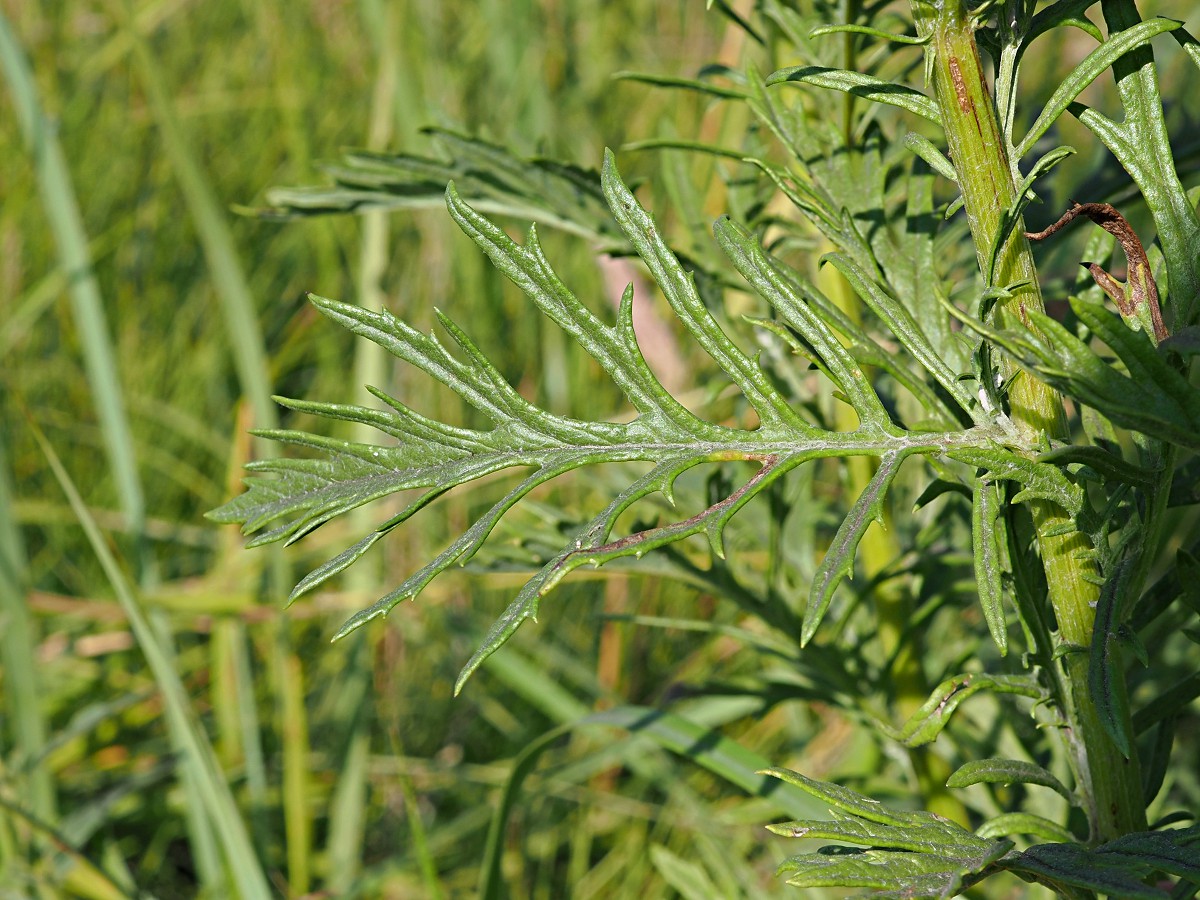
11, 0, 1200, 893
0, 3, 818, 896
0, 8, 144, 570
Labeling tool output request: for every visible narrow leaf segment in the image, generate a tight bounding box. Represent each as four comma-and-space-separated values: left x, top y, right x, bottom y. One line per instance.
763, 767, 1013, 897
210, 153, 1007, 690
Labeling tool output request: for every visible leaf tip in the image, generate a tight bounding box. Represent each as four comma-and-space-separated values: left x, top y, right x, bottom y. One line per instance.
798, 619, 817, 648
707, 523, 727, 559
332, 611, 373, 643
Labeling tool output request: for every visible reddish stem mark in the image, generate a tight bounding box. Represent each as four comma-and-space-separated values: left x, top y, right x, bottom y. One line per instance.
948, 56, 972, 115
566, 455, 780, 560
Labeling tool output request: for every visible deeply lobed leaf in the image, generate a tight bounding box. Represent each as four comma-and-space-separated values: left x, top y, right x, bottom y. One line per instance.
764, 767, 1013, 899
213, 152, 1001, 691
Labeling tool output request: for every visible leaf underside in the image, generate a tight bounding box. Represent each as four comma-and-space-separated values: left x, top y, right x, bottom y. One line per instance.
211, 151, 1011, 692
763, 767, 1013, 899
765, 769, 1199, 899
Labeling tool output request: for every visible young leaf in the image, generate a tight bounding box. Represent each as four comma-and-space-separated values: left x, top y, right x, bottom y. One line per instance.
765, 66, 942, 124
946, 758, 1076, 804
763, 768, 1013, 898
897, 673, 1044, 747
808, 23, 928, 46
972, 478, 1008, 654
903, 131, 958, 184
948, 447, 1083, 515
212, 152, 989, 693
976, 813, 1075, 844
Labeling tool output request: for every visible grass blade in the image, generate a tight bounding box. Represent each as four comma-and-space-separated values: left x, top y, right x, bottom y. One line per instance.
0, 438, 55, 820
0, 10, 145, 555
477, 703, 832, 899
110, 1, 276, 434
32, 422, 273, 900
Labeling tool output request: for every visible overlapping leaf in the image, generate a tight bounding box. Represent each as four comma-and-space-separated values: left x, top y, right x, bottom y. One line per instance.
999, 825, 1200, 898
896, 672, 1044, 747
253, 127, 620, 244
203, 1, 1200, 897
212, 151, 998, 691
766, 771, 1200, 898
946, 758, 1077, 805
949, 295, 1200, 451
763, 767, 1013, 898
1070, 5, 1200, 328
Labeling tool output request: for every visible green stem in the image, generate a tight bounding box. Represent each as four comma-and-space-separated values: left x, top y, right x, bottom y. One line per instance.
821, 239, 965, 824
325, 3, 402, 889
911, 0, 1146, 841
823, 2, 965, 821
0, 439, 56, 823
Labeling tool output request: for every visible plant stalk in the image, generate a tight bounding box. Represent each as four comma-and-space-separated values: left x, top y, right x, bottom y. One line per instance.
910, 0, 1146, 841
820, 256, 966, 825
823, 0, 960, 805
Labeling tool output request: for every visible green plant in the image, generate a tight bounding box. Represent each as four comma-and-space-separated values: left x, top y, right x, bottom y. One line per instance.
213, 1, 1200, 896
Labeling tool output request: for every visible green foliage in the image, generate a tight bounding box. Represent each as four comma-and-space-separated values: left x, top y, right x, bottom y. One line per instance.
764, 766, 1200, 899
11, 0, 1200, 897
5, 4, 771, 897
213, 150, 1011, 691
763, 767, 1013, 897
212, 0, 1200, 896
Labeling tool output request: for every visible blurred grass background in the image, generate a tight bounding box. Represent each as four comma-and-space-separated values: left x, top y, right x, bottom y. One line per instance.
5, 1, 1200, 898
0, 2, 813, 897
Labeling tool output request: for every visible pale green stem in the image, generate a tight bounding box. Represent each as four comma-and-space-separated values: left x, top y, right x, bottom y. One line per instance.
816, 0, 967, 823
325, 1, 400, 891
911, 0, 1146, 841
0, 440, 55, 823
